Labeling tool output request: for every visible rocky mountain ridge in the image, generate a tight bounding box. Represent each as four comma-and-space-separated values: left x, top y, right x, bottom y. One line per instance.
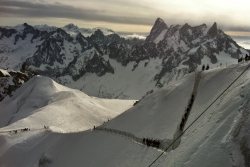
0, 18, 249, 99
0, 63, 37, 101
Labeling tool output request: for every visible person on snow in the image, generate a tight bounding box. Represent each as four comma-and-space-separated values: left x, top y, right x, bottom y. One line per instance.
202, 64, 205, 71
206, 64, 209, 70
245, 54, 249, 61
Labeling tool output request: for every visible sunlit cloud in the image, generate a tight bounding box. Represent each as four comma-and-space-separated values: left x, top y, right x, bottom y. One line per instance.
0, 0, 250, 33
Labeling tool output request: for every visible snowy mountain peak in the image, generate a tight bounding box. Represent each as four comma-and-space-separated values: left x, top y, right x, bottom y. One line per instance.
155, 17, 166, 25
94, 29, 104, 36
33, 24, 57, 32
92, 27, 115, 35
179, 23, 191, 32
63, 23, 79, 30
12, 24, 26, 32
145, 18, 168, 43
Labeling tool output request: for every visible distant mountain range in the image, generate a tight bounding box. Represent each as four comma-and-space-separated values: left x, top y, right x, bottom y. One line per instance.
45, 23, 114, 37
0, 18, 249, 99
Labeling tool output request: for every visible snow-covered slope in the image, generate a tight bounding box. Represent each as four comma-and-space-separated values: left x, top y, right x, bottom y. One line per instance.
103, 72, 195, 140
57, 56, 163, 99
0, 76, 134, 133
1, 63, 250, 167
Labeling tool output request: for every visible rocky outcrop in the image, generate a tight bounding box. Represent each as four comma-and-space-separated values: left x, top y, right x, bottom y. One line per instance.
0, 65, 37, 101
76, 33, 88, 52
0, 28, 17, 39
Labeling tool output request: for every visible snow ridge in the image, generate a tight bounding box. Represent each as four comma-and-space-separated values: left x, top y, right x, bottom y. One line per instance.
1, 63, 250, 166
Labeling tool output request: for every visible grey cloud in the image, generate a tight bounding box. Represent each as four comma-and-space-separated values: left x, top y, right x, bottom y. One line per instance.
87, 0, 153, 10
0, 0, 156, 26
221, 26, 250, 32
1, 0, 250, 32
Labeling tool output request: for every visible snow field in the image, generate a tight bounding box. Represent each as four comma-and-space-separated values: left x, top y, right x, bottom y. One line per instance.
0, 34, 43, 70
0, 130, 169, 167
0, 63, 250, 166
0, 76, 134, 133
61, 55, 163, 99
103, 72, 195, 140
161, 63, 250, 166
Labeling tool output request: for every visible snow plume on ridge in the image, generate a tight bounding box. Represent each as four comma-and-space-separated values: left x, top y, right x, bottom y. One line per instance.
121, 33, 147, 40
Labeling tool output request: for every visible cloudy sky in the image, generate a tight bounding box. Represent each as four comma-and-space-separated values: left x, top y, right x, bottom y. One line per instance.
0, 0, 250, 36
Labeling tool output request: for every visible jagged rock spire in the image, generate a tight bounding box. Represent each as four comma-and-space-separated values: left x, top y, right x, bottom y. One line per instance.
145, 18, 168, 43
179, 23, 191, 33
207, 22, 217, 37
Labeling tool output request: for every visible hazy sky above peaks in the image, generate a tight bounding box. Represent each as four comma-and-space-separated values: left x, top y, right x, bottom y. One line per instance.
0, 0, 250, 35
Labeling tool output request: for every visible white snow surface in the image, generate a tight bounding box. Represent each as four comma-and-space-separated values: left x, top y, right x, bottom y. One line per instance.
103, 73, 195, 140
1, 63, 250, 167
58, 55, 163, 99
0, 69, 10, 77
198, 51, 238, 70
154, 29, 167, 43
0, 76, 134, 133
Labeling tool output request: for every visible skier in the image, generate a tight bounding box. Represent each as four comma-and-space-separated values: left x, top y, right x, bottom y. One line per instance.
202, 64, 205, 71
245, 54, 249, 61
206, 64, 209, 70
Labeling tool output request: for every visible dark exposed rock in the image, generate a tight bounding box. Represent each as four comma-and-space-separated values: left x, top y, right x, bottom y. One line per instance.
0, 28, 17, 39
88, 29, 105, 45
0, 66, 37, 101
26, 37, 64, 67
108, 42, 129, 66
76, 33, 88, 52
145, 18, 168, 43
85, 54, 114, 76
207, 22, 217, 37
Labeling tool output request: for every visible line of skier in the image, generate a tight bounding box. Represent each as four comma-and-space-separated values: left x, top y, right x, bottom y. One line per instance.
143, 138, 160, 148
238, 54, 249, 63
180, 94, 195, 131
9, 125, 49, 134
9, 128, 30, 134
21, 128, 30, 131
